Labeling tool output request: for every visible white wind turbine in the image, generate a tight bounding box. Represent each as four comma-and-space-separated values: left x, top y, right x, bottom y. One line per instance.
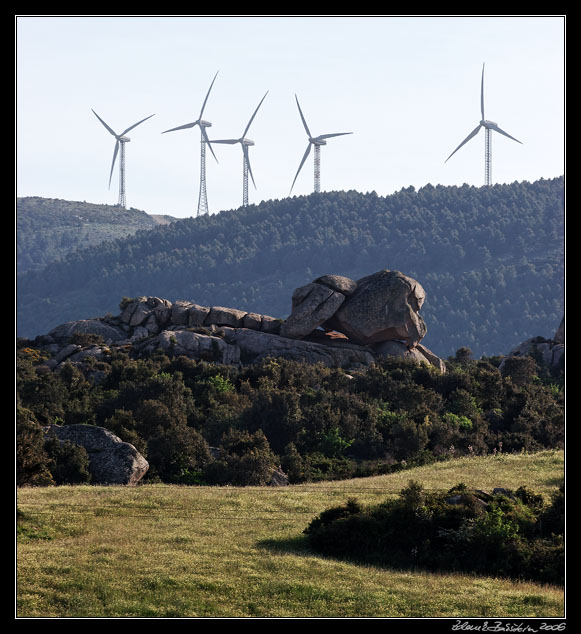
290, 95, 352, 194
210, 91, 268, 207
162, 71, 219, 216
92, 110, 155, 208
445, 63, 522, 186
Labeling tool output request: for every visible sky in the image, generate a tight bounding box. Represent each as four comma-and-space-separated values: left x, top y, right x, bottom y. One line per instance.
16, 15, 565, 219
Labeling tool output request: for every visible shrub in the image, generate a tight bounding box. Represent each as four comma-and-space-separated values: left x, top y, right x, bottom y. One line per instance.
539, 482, 565, 537
17, 343, 564, 487
146, 423, 212, 483
318, 427, 353, 458
304, 481, 564, 585
44, 435, 91, 484
68, 332, 105, 347
205, 374, 235, 393
203, 429, 278, 486
500, 355, 539, 385
16, 406, 54, 486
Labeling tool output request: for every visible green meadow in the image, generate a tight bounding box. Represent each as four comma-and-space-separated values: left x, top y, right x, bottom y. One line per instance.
17, 450, 565, 618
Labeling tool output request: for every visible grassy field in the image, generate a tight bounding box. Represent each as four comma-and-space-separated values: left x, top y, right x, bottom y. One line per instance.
16, 450, 565, 618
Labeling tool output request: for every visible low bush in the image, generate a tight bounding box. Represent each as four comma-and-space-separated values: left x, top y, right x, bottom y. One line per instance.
43, 435, 91, 485
202, 429, 279, 486
304, 481, 564, 585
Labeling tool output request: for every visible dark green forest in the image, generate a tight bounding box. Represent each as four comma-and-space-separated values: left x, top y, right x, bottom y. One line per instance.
17, 178, 564, 358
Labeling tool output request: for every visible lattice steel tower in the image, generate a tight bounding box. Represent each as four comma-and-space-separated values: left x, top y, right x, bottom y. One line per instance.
197, 131, 210, 215
162, 72, 219, 216
484, 127, 492, 186
313, 144, 321, 193
290, 95, 352, 195
92, 110, 155, 209
242, 145, 251, 206
118, 140, 127, 208
211, 92, 268, 207
445, 63, 522, 186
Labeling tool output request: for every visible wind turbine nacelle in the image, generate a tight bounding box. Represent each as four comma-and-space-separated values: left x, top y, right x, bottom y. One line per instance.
199, 120, 212, 128
242, 138, 255, 147
312, 138, 327, 146
118, 135, 131, 143
482, 119, 497, 128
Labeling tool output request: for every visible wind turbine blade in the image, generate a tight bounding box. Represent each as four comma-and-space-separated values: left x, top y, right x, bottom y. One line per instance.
201, 127, 219, 162
162, 121, 197, 134
445, 124, 482, 162
121, 113, 155, 136
481, 63, 485, 121
290, 143, 312, 193
109, 140, 120, 188
243, 91, 268, 138
92, 109, 117, 137
316, 132, 353, 141
199, 71, 219, 119
295, 95, 312, 138
242, 144, 256, 189
488, 122, 522, 144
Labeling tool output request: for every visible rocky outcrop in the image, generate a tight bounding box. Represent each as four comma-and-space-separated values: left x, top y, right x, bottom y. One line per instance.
130, 326, 377, 369
499, 317, 565, 375
43, 424, 149, 485
148, 329, 242, 365
323, 270, 427, 347
372, 341, 446, 374
280, 281, 347, 340
226, 328, 377, 368
48, 319, 126, 343
34, 269, 445, 373
280, 270, 427, 349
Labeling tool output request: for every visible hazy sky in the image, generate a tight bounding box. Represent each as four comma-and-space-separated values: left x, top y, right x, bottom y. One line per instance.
16, 15, 565, 219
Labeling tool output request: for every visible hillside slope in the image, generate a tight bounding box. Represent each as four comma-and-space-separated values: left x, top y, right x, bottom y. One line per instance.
17, 178, 564, 357
16, 197, 176, 273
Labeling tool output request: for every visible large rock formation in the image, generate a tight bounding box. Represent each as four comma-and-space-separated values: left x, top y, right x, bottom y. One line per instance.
327, 270, 426, 347
33, 269, 445, 373
280, 280, 348, 340
43, 424, 149, 485
281, 270, 427, 348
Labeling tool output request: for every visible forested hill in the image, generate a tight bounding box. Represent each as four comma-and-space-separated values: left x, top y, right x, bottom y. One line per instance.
17, 178, 564, 358
17, 197, 176, 273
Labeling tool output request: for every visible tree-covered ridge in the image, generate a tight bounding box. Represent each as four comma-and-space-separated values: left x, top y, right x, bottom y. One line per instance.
17, 178, 564, 358
17, 197, 174, 273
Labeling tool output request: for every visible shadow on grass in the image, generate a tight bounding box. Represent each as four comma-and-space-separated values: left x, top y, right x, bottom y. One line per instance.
256, 535, 565, 589
257, 534, 409, 572
257, 534, 315, 558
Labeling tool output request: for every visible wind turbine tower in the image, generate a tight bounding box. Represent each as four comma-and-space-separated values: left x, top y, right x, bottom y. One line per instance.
162, 72, 219, 216
210, 91, 268, 207
290, 95, 352, 194
92, 110, 155, 208
445, 63, 522, 186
